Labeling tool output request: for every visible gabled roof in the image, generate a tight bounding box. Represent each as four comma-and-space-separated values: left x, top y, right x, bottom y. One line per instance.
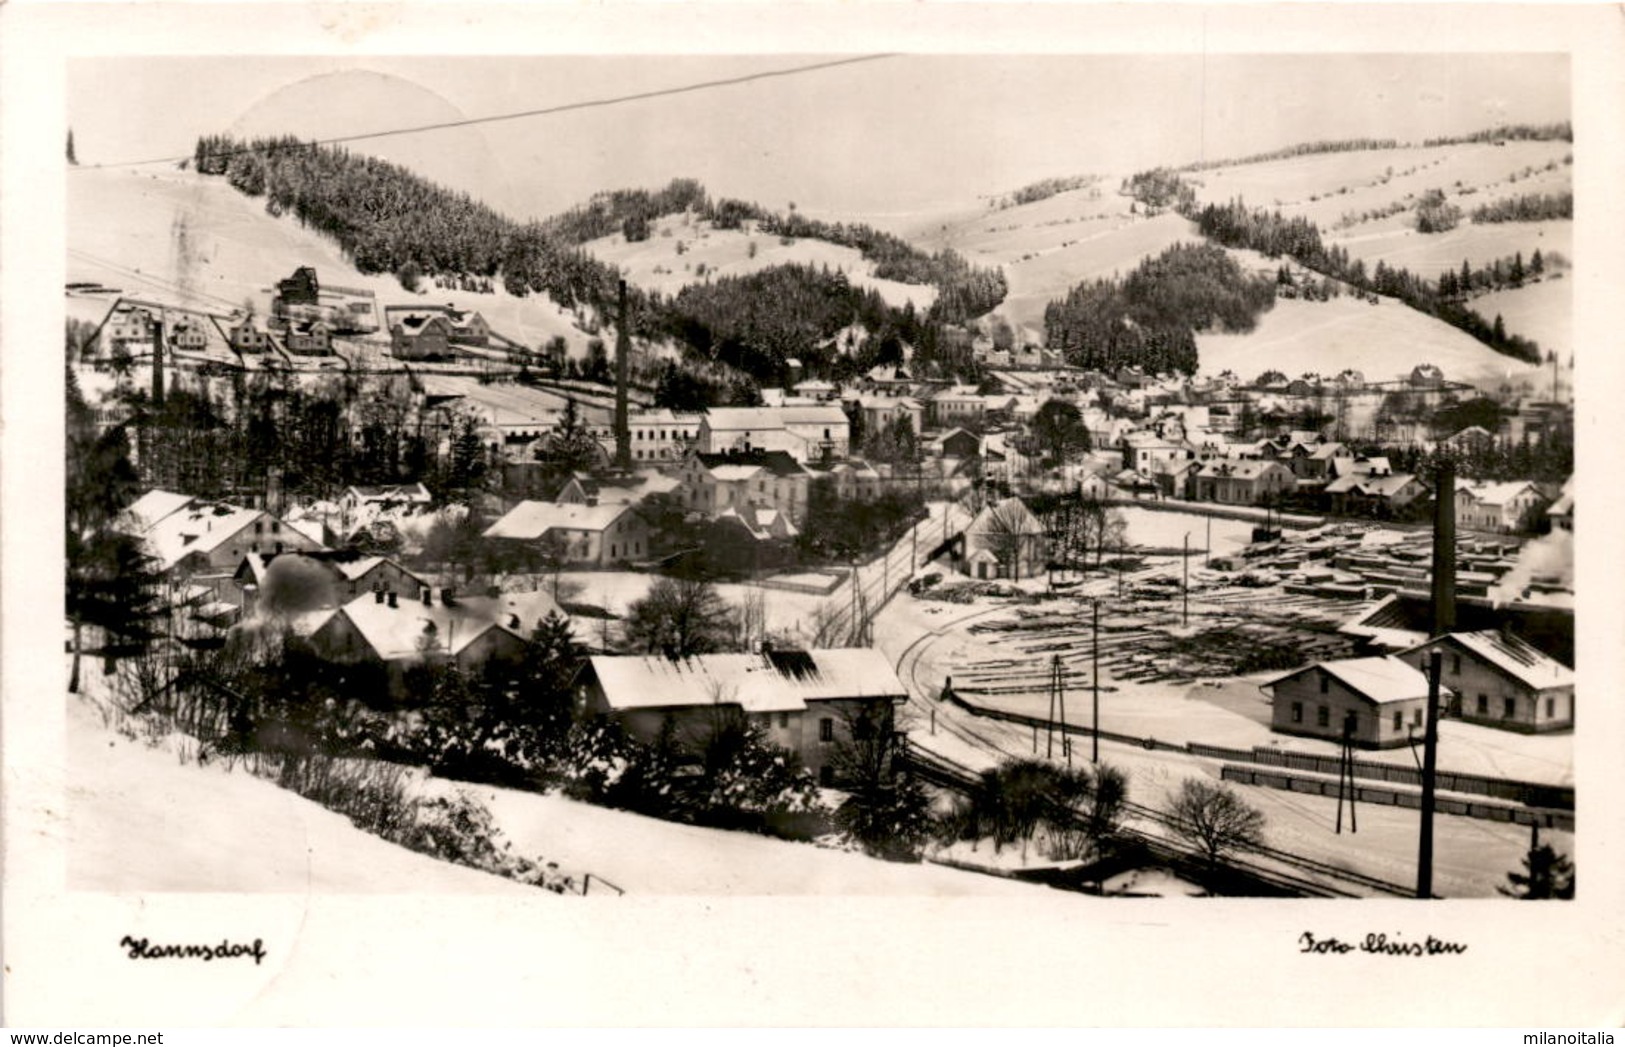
1404, 631, 1573, 691
695, 450, 807, 479
143, 502, 270, 569
1455, 480, 1543, 507
1326, 471, 1422, 497
1266, 656, 1442, 705
323, 591, 525, 661
585, 648, 905, 714
121, 489, 196, 534
1197, 459, 1291, 480
483, 500, 633, 540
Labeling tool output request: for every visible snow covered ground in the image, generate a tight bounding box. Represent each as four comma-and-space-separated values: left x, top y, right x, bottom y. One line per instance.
66, 695, 532, 894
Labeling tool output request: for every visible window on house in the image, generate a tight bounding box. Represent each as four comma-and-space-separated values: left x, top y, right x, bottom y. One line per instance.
1503, 697, 1516, 719
778, 712, 789, 729
1413, 708, 1423, 727
254, 522, 264, 534
1317, 706, 1329, 728
1393, 710, 1403, 731
1451, 654, 1461, 676
1319, 673, 1329, 694
271, 520, 281, 534
1291, 702, 1303, 724
1477, 694, 1488, 715
1545, 697, 1555, 719
819, 718, 834, 743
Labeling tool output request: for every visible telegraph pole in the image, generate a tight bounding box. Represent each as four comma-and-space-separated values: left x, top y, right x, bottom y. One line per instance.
1417, 459, 1456, 899
1417, 650, 1442, 898
1182, 531, 1190, 627
1091, 599, 1101, 764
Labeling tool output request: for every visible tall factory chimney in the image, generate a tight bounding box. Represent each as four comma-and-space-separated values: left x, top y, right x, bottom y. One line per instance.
1417, 457, 1456, 898
1430, 458, 1456, 635
151, 313, 166, 409
614, 278, 632, 472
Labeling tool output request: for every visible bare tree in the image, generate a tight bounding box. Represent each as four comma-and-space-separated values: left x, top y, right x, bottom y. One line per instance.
978, 498, 1040, 581
624, 575, 734, 658
1168, 778, 1266, 868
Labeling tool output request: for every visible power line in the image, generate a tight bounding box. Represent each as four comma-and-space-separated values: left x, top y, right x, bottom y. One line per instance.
75, 54, 900, 172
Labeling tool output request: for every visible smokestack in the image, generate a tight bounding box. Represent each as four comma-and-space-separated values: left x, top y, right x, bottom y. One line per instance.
1431, 459, 1456, 636
614, 279, 631, 472
151, 314, 166, 408
387, 591, 397, 608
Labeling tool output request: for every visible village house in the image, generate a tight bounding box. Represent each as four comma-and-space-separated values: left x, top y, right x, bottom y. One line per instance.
1324, 458, 1429, 517
276, 266, 321, 306
166, 316, 212, 352
679, 449, 812, 527
228, 315, 272, 354
444, 306, 491, 347
340, 483, 434, 514
1440, 425, 1497, 454
1264, 656, 1447, 749
805, 458, 882, 503
849, 394, 926, 441
282, 319, 334, 356
1408, 363, 1446, 389
1193, 459, 1297, 506
627, 409, 704, 463
930, 427, 983, 461
103, 304, 156, 347
1121, 431, 1193, 474
482, 498, 650, 565
1399, 630, 1574, 733
960, 496, 1049, 581
1546, 479, 1574, 532
701, 507, 800, 573
119, 489, 326, 581
574, 647, 907, 786
792, 379, 839, 401
697, 406, 850, 463
390, 312, 455, 360
1454, 480, 1549, 534
928, 386, 986, 429
307, 587, 530, 693
233, 551, 428, 618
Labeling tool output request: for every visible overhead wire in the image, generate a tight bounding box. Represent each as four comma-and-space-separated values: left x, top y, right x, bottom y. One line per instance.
73, 54, 900, 171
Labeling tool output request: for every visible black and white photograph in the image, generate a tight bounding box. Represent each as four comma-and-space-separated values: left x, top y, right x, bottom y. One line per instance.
4, 1, 1623, 1029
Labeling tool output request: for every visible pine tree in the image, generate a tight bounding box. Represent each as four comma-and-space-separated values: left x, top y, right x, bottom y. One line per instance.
66, 128, 78, 166
1499, 842, 1575, 899
1530, 249, 1544, 276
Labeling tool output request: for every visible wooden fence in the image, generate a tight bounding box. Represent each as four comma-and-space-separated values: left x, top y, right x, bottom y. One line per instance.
1219, 765, 1575, 832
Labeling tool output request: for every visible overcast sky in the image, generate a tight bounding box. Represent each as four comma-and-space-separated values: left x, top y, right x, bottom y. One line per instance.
68, 54, 1569, 222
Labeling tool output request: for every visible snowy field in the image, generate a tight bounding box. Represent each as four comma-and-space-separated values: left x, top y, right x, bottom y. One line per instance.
582, 214, 938, 311
1468, 278, 1573, 364
1195, 295, 1546, 392
1328, 219, 1571, 276
1115, 506, 1256, 558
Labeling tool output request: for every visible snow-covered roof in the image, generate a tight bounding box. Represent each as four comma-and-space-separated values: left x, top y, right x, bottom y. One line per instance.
1197, 459, 1290, 480
1455, 480, 1543, 507
121, 489, 195, 534
325, 591, 525, 661
1327, 471, 1420, 496
1267, 656, 1442, 705
483, 500, 632, 540
586, 648, 906, 714
144, 502, 269, 569
1409, 631, 1573, 692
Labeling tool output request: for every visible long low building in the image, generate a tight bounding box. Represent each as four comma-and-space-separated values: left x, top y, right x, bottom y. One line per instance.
573, 647, 907, 786
1263, 656, 1448, 749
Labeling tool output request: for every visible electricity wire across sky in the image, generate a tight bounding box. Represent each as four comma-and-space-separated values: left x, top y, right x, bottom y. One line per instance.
72, 54, 900, 171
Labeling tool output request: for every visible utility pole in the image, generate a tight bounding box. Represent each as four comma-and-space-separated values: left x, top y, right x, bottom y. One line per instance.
1182, 531, 1190, 627
1336, 710, 1358, 835
1091, 599, 1100, 764
1205, 514, 1212, 568
1417, 649, 1442, 898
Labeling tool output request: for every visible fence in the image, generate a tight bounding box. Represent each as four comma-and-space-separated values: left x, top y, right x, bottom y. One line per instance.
950, 700, 1575, 811
1220, 765, 1575, 832
1186, 741, 1573, 810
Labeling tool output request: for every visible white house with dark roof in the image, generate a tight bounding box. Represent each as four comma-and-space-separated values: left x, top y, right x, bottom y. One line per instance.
574, 647, 907, 785
118, 489, 325, 579
1399, 630, 1573, 732
1264, 656, 1449, 749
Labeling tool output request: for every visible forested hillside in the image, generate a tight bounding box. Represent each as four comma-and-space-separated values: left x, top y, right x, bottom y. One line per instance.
191, 135, 1005, 387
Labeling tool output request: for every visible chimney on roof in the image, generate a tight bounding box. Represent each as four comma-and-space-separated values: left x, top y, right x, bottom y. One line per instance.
387, 591, 398, 608
421, 586, 432, 606
375, 588, 384, 604
585, 495, 598, 507
441, 586, 456, 606
509, 614, 521, 630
